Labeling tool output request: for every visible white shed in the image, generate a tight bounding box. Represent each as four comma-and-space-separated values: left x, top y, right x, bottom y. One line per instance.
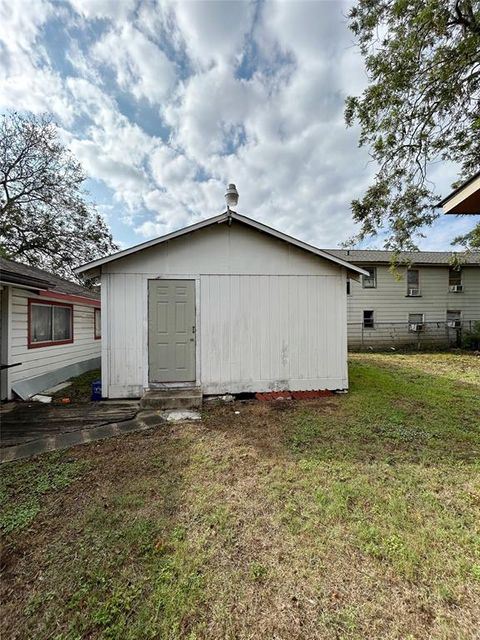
76, 211, 366, 399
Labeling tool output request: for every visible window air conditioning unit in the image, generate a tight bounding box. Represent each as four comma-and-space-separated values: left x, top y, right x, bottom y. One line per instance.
408, 288, 420, 296
447, 320, 461, 329
449, 285, 463, 292
409, 323, 424, 332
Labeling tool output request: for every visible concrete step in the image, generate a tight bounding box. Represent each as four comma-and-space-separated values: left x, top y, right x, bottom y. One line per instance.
140, 388, 202, 410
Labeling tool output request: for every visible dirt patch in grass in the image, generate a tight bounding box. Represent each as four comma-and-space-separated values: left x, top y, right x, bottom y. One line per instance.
1, 353, 479, 639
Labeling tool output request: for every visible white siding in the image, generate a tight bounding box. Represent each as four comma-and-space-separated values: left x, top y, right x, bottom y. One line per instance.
102, 273, 145, 398
200, 274, 347, 394
347, 265, 480, 347
8, 288, 101, 394
103, 222, 341, 277
101, 221, 348, 397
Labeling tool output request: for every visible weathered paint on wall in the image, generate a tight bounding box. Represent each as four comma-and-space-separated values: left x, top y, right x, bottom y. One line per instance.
101, 221, 348, 398
200, 274, 347, 394
103, 223, 341, 277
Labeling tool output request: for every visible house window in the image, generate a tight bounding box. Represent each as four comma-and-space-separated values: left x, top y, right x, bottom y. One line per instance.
29, 301, 73, 348
446, 310, 461, 328
362, 267, 377, 288
94, 308, 101, 339
408, 313, 424, 332
346, 279, 351, 295
363, 310, 375, 329
407, 269, 420, 296
448, 267, 463, 291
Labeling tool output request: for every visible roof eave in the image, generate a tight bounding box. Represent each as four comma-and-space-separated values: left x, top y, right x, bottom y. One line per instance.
75, 212, 229, 274
75, 211, 368, 277
0, 270, 54, 290
437, 171, 480, 213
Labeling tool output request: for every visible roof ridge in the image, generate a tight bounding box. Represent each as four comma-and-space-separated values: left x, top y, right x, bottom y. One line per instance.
75, 212, 369, 277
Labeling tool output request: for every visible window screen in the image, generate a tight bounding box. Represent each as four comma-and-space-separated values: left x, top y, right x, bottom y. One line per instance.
447, 310, 461, 322
95, 308, 101, 338
407, 269, 419, 287
363, 310, 374, 328
31, 304, 52, 343
409, 313, 424, 323
53, 306, 71, 341
362, 267, 376, 288
449, 268, 462, 286
30, 302, 72, 346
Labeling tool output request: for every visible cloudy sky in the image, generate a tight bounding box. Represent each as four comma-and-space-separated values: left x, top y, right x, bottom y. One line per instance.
0, 0, 474, 251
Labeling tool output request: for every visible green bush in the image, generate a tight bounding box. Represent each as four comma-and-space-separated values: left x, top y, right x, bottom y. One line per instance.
462, 321, 480, 350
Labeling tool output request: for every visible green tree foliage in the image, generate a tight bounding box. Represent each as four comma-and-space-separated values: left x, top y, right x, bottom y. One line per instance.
0, 112, 117, 280
345, 0, 480, 250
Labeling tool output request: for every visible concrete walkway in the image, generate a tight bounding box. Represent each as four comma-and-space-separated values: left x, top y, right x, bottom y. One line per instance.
0, 410, 201, 463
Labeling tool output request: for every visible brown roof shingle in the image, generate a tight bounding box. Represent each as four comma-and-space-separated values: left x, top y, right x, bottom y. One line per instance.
324, 249, 480, 265
0, 257, 100, 299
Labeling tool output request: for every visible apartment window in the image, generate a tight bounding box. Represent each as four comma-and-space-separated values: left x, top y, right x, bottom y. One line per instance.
408, 313, 424, 332
94, 308, 101, 339
363, 310, 375, 329
448, 267, 463, 291
346, 279, 351, 295
407, 269, 420, 296
362, 267, 377, 289
29, 300, 73, 348
446, 310, 461, 328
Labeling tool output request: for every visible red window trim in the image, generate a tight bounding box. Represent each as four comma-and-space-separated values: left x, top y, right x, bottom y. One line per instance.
38, 290, 100, 306
28, 299, 74, 349
94, 307, 101, 340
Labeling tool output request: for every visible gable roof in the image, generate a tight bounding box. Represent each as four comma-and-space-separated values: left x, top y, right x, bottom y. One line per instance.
0, 257, 100, 299
437, 171, 480, 214
326, 249, 480, 266
75, 211, 368, 277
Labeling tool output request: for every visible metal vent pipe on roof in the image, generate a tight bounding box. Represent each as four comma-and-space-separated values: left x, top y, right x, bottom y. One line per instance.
225, 183, 239, 209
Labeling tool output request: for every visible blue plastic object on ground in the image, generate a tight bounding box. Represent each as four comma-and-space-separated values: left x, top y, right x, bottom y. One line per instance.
91, 380, 102, 401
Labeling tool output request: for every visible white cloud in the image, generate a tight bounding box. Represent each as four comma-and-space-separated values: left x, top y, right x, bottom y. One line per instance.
0, 0, 75, 124
0, 0, 464, 251
164, 65, 263, 158
71, 139, 147, 190
93, 24, 177, 103
169, 0, 256, 67
149, 146, 198, 188
68, 0, 136, 21
0, 0, 52, 56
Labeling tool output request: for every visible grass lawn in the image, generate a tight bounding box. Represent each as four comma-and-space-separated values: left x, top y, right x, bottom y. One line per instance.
1, 352, 479, 639
51, 369, 101, 403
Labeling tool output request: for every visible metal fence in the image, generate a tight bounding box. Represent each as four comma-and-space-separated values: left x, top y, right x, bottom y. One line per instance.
348, 320, 479, 351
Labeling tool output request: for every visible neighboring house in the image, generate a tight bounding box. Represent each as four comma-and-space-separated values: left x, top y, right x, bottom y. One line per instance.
0, 257, 101, 401
327, 250, 480, 349
76, 211, 366, 399
437, 170, 480, 215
